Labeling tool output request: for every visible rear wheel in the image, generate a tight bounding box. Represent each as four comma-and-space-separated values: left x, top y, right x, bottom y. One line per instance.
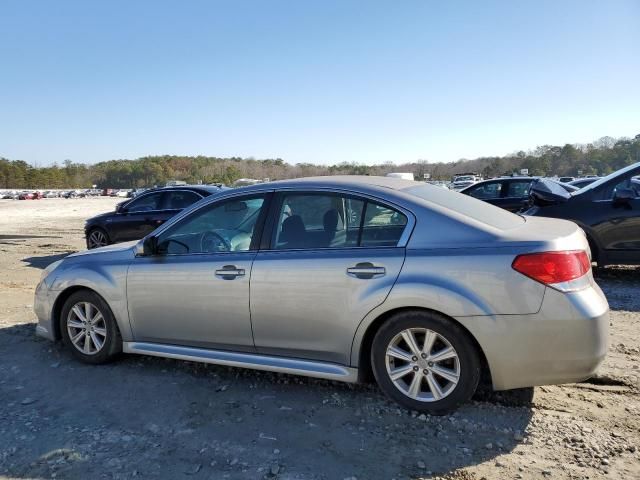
60, 290, 122, 364
371, 311, 480, 414
87, 228, 110, 249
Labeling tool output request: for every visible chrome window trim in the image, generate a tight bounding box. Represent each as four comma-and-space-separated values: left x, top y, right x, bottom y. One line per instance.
146, 186, 416, 256
145, 192, 271, 257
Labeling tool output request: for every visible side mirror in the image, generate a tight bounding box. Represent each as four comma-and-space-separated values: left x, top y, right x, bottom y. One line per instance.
116, 203, 128, 214
136, 236, 157, 256
613, 188, 635, 205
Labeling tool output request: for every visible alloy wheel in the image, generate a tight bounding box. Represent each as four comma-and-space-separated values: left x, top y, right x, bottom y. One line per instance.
88, 230, 107, 249
66, 302, 107, 355
385, 328, 460, 402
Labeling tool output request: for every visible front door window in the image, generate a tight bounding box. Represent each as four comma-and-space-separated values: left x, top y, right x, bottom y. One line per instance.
156, 196, 266, 254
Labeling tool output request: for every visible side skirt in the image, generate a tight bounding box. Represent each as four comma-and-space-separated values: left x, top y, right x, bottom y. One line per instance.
123, 342, 359, 383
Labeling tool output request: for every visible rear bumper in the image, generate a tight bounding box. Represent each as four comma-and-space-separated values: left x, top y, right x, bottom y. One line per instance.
457, 282, 609, 391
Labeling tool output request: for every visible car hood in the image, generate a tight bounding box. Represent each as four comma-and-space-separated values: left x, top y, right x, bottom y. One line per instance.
527, 178, 572, 207
86, 210, 117, 223
67, 240, 138, 259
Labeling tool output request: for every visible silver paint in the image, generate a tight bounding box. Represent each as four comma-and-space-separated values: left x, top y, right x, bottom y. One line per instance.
35, 176, 609, 391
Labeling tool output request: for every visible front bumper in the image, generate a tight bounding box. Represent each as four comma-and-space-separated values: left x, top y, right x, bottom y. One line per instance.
457, 282, 609, 391
34, 278, 57, 341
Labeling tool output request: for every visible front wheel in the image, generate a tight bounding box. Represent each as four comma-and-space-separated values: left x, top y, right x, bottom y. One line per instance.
60, 290, 122, 364
371, 311, 480, 415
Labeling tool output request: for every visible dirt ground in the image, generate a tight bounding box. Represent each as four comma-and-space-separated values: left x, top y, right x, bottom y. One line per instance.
0, 198, 638, 480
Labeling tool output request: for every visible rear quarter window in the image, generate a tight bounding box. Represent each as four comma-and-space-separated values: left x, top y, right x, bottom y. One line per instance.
404, 184, 524, 229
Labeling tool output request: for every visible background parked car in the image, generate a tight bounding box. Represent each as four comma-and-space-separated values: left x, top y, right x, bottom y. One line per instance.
64, 190, 86, 198
461, 177, 577, 212
84, 185, 226, 249
1, 190, 20, 199
558, 176, 575, 183
525, 163, 640, 266
450, 174, 480, 191
18, 191, 41, 200
460, 177, 535, 212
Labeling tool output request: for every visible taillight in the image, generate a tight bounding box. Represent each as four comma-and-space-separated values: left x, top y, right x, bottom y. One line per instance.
512, 250, 591, 292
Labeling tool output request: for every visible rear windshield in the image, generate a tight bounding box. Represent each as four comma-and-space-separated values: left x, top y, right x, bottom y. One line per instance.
404, 184, 525, 229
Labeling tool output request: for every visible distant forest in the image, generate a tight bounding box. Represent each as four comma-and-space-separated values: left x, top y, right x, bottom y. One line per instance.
1, 134, 639, 189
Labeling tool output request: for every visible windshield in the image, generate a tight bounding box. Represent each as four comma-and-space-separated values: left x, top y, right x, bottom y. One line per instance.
575, 162, 640, 195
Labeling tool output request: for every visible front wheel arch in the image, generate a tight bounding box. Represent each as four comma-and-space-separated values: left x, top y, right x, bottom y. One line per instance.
52, 287, 117, 340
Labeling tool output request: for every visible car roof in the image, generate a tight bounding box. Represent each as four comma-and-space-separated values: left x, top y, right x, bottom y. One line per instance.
234, 175, 420, 194
142, 185, 224, 194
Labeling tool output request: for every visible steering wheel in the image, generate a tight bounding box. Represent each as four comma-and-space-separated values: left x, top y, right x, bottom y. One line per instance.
200, 230, 232, 253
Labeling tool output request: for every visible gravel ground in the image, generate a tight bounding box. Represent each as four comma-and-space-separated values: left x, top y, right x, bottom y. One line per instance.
0, 198, 638, 480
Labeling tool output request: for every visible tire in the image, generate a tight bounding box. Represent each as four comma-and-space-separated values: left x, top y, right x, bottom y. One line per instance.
60, 290, 122, 364
371, 310, 480, 415
86, 227, 110, 249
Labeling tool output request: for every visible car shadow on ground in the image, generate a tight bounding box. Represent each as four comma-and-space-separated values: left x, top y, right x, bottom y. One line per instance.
21, 253, 74, 270
0, 322, 534, 480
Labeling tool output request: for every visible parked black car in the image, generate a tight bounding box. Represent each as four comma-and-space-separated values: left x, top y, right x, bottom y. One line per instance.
524, 163, 640, 266
460, 177, 577, 212
85, 185, 225, 249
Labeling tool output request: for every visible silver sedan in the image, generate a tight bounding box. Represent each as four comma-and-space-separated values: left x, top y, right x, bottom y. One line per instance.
34, 176, 609, 413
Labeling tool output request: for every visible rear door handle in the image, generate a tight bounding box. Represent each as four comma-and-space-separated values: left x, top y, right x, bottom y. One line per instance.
215, 265, 245, 279
347, 262, 386, 279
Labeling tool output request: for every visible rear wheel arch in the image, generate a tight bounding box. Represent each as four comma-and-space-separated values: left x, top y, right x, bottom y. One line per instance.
356, 307, 493, 388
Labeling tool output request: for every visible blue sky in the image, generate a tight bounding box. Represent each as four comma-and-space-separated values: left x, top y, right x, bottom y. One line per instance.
1, 0, 638, 166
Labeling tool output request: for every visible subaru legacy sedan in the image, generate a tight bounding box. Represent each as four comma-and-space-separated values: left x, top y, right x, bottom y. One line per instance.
34, 176, 609, 413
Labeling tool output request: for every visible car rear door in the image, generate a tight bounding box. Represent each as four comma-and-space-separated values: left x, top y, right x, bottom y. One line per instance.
156, 189, 205, 230
249, 190, 411, 365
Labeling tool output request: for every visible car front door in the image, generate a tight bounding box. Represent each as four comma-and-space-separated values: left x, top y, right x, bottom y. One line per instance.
126, 193, 271, 350
250, 191, 410, 365
589, 175, 640, 258
500, 180, 533, 212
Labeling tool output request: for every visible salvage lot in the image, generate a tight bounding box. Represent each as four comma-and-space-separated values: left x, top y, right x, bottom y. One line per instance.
0, 198, 638, 480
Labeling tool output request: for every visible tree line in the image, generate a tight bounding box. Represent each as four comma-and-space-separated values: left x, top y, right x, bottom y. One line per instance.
1, 134, 639, 189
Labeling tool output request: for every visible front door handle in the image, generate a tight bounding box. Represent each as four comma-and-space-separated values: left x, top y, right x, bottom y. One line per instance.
347, 262, 386, 279
215, 265, 246, 279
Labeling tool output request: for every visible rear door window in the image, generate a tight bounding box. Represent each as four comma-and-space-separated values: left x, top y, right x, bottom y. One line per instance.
466, 182, 502, 199
165, 190, 202, 209
505, 181, 532, 198
127, 192, 164, 213
360, 201, 408, 247
271, 193, 407, 249
273, 193, 364, 249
